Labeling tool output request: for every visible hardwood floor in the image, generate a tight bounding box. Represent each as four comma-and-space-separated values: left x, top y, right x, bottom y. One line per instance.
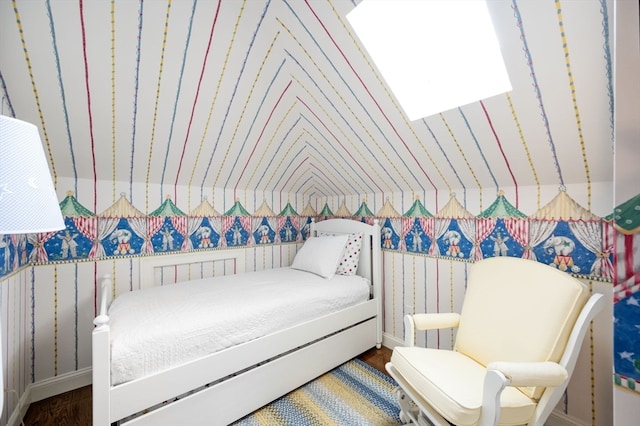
22, 346, 393, 426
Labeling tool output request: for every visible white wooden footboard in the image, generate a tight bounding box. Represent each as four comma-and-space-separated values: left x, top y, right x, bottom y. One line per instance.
92, 249, 248, 426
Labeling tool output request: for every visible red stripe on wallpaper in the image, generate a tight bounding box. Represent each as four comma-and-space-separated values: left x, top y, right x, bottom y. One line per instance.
305, 0, 437, 192
233, 80, 293, 199
296, 97, 386, 195
480, 101, 519, 206
79, 0, 98, 211
174, 0, 222, 202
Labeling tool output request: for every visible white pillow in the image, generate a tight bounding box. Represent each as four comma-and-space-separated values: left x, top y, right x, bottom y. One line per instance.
319, 232, 364, 276
291, 234, 350, 279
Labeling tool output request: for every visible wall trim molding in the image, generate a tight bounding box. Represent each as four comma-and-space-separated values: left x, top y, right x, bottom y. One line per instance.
7, 367, 92, 426
547, 410, 589, 426
6, 386, 30, 426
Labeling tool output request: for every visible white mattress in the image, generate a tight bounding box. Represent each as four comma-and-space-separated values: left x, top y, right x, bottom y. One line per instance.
108, 267, 370, 385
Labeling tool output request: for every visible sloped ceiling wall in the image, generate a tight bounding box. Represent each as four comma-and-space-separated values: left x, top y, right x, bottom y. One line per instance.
0, 0, 613, 208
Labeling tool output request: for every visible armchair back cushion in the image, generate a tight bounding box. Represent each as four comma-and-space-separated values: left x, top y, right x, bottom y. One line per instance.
454, 257, 589, 400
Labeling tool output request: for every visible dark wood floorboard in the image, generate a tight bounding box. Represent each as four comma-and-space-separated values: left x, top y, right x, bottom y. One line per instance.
22, 346, 392, 426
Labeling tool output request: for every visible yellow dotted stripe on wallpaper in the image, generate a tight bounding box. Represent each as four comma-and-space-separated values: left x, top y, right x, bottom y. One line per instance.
263, 131, 305, 191
220, 31, 281, 194
112, 260, 117, 301
111, 0, 117, 202
11, 0, 58, 187
303, 129, 370, 199
439, 114, 483, 210
244, 101, 296, 191
53, 265, 59, 376
312, 152, 350, 196
145, 0, 173, 212
329, 0, 451, 193
588, 280, 597, 425
285, 162, 310, 193
189, 1, 246, 206
288, 75, 372, 195
556, 0, 592, 210
208, 0, 249, 192
411, 256, 416, 316
505, 93, 542, 209
449, 260, 455, 349
278, 18, 409, 193
278, 18, 395, 191
391, 253, 396, 338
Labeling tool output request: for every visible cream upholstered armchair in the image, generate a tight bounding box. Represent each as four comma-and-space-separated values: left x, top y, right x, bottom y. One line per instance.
385, 257, 605, 426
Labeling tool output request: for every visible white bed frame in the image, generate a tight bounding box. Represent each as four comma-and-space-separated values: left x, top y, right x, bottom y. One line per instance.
92, 218, 382, 425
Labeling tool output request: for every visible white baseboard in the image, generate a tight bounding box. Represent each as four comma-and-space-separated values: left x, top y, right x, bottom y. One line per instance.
382, 332, 403, 349
6, 387, 30, 426
547, 410, 589, 426
6, 367, 92, 426
29, 367, 92, 403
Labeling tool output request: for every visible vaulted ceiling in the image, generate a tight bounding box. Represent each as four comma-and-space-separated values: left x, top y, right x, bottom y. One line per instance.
0, 0, 614, 206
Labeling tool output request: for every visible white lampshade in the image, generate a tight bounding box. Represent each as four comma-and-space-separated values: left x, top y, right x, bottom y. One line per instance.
0, 115, 65, 233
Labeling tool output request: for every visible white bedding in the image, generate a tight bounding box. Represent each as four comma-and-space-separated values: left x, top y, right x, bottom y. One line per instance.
108, 267, 370, 385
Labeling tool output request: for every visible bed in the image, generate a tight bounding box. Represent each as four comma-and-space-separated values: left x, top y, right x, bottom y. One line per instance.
92, 218, 382, 425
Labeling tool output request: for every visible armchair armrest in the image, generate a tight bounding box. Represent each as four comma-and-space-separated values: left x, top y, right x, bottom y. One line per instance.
479, 362, 568, 426
487, 361, 568, 387
404, 313, 461, 347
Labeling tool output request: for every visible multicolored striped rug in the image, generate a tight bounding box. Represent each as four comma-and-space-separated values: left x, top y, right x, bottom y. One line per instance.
232, 358, 401, 425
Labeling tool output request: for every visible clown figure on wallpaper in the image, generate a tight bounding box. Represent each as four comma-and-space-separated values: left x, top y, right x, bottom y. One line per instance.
232, 224, 243, 245
57, 230, 79, 258
283, 223, 294, 242
411, 228, 423, 252
490, 232, 509, 257
161, 227, 175, 251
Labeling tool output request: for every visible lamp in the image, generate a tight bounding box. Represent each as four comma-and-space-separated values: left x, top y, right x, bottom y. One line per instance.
0, 115, 65, 232
0, 115, 65, 414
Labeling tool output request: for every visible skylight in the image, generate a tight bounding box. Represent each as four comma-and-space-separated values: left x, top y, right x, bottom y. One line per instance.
347, 0, 512, 121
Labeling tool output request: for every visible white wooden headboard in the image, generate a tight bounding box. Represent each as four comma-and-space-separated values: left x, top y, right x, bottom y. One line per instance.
138, 249, 246, 289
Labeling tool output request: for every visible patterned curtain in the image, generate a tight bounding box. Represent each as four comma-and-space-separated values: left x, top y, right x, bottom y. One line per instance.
458, 218, 496, 261
427, 218, 451, 256
221, 217, 235, 248
277, 217, 287, 243
503, 219, 529, 256
27, 232, 58, 263
400, 217, 414, 251
521, 220, 556, 261
170, 216, 188, 251
252, 217, 264, 243
209, 217, 223, 248
239, 217, 252, 246
181, 217, 204, 250
614, 232, 640, 303
569, 219, 614, 279
10, 233, 27, 268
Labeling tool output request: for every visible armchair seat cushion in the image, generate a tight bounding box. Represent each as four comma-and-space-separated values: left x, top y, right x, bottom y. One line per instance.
392, 346, 536, 426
